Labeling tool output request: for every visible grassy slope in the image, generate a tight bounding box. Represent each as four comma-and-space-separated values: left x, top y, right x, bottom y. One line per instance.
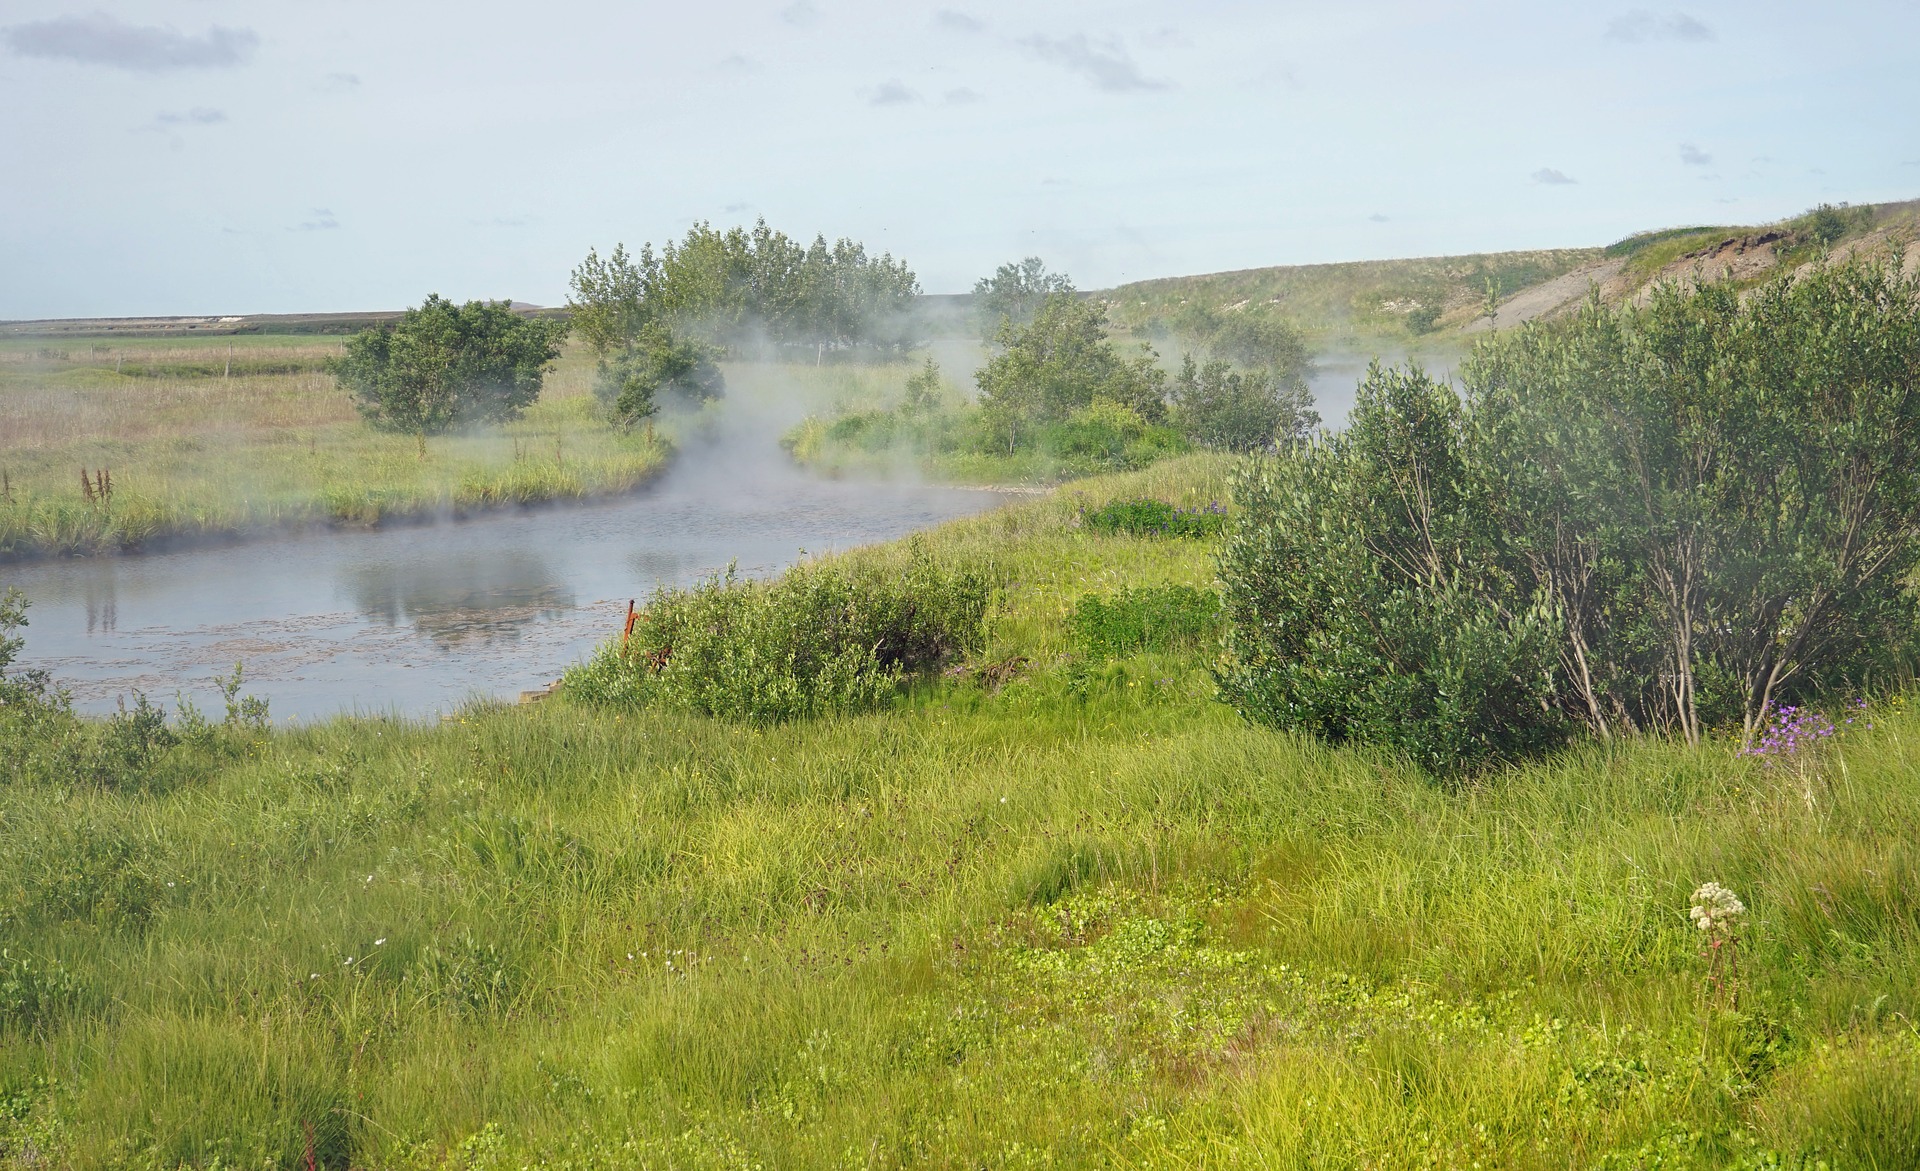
1101, 197, 1920, 348
1103, 249, 1601, 345
2, 456, 1917, 1168
0, 338, 668, 559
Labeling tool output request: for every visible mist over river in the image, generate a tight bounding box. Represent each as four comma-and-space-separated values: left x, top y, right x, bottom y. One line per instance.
2, 408, 1001, 723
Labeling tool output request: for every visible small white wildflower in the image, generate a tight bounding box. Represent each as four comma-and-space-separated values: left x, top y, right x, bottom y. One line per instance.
373, 938, 385, 946
1689, 882, 1746, 937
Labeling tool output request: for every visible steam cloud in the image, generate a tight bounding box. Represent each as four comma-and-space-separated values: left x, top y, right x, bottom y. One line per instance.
1021, 33, 1168, 93
1605, 10, 1714, 42
2, 13, 258, 71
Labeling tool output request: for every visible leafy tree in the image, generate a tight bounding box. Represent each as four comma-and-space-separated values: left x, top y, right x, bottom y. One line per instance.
569, 219, 921, 355
1172, 354, 1318, 452
593, 323, 725, 430
972, 257, 1075, 342
334, 296, 566, 449
566, 243, 652, 356
900, 357, 947, 417
974, 293, 1166, 455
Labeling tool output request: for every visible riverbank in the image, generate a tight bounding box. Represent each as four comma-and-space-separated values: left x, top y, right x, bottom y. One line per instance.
0, 338, 677, 561
2, 453, 1916, 1167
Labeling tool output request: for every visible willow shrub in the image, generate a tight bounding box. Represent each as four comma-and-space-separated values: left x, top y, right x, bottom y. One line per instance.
565, 545, 991, 723
1219, 257, 1920, 776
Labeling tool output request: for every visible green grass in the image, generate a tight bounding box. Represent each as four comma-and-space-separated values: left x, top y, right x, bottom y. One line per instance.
1104, 249, 1604, 345
0, 337, 672, 557
3, 454, 1919, 1168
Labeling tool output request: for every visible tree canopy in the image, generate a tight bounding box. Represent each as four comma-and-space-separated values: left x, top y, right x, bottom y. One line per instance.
333, 296, 566, 438
566, 220, 921, 356
972, 257, 1075, 342
974, 293, 1167, 455
593, 323, 725, 430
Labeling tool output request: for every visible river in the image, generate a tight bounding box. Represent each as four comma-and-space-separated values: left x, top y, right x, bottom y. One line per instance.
2, 418, 1002, 723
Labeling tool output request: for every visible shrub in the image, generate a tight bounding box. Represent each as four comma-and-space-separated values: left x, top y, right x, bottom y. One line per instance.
1219, 258, 1920, 774
592, 322, 725, 429
1081, 498, 1227, 539
1171, 355, 1318, 452
565, 546, 991, 723
1043, 399, 1186, 471
1069, 586, 1222, 660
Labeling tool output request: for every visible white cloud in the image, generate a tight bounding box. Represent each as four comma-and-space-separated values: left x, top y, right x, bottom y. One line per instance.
156, 107, 226, 126
1606, 10, 1714, 43
1679, 142, 1712, 166
2, 13, 257, 71
866, 79, 918, 106
1532, 168, 1578, 185
1022, 33, 1168, 93
934, 10, 984, 33
291, 209, 340, 232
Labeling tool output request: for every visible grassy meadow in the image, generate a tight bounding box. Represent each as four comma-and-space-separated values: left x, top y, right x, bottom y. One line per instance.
0, 336, 669, 559
2, 455, 1917, 1168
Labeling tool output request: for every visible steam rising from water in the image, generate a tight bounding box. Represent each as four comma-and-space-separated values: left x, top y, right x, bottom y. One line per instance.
5, 378, 1002, 721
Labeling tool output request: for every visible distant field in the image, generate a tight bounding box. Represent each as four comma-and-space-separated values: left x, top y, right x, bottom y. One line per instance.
0, 335, 668, 559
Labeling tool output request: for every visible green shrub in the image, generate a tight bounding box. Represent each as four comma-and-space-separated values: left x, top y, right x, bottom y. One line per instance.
1080, 497, 1227, 539
1041, 399, 1187, 471
565, 545, 991, 723
1069, 586, 1222, 660
1220, 258, 1920, 774
1217, 380, 1570, 778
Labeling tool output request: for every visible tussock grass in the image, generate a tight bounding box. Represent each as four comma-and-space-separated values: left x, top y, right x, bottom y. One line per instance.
1, 455, 1916, 1167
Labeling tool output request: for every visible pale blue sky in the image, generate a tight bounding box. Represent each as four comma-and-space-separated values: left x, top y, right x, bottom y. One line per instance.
3, 0, 1917, 318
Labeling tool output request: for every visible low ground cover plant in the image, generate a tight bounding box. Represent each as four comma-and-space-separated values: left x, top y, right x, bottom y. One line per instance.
1219, 257, 1920, 775
1079, 496, 1227, 538
564, 545, 991, 722
1068, 585, 1222, 660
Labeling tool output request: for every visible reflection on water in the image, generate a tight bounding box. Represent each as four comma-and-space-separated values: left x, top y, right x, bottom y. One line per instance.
346, 554, 576, 648
3, 405, 1002, 720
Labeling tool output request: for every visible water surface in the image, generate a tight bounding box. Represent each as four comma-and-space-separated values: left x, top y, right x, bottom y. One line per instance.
4, 427, 1000, 722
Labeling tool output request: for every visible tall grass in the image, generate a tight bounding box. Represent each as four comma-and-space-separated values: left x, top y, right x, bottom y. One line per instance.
0, 456, 1915, 1167
0, 339, 666, 557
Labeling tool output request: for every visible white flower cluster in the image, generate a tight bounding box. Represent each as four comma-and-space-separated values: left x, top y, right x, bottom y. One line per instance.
1690, 882, 1746, 936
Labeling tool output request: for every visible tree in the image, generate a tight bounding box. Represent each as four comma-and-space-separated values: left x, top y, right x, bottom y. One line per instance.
972, 257, 1075, 342
569, 219, 922, 355
593, 323, 725, 430
974, 293, 1166, 455
1172, 354, 1318, 452
566, 244, 652, 356
334, 296, 566, 451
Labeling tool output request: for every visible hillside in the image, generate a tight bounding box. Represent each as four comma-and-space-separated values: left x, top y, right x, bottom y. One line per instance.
1103, 196, 1920, 345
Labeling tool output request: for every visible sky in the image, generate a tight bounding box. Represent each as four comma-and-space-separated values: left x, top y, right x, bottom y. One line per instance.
3, 0, 1918, 319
